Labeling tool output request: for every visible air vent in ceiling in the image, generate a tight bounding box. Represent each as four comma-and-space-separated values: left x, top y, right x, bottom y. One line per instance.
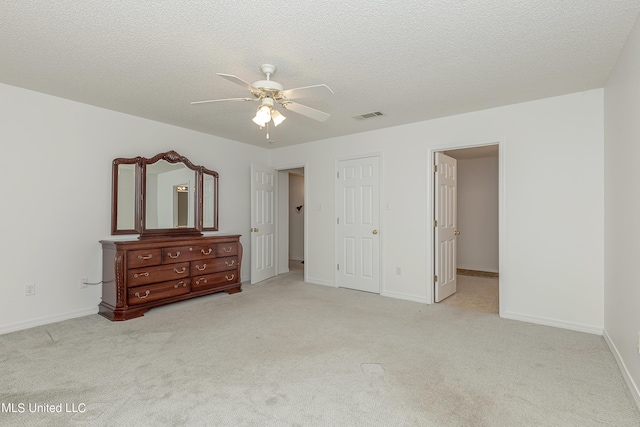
354, 111, 384, 120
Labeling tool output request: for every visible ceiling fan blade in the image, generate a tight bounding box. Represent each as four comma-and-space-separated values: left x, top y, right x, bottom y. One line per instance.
282, 84, 334, 100
190, 97, 255, 105
281, 101, 331, 122
217, 73, 258, 93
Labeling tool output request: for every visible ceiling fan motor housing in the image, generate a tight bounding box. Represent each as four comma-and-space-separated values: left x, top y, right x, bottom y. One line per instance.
252, 80, 284, 93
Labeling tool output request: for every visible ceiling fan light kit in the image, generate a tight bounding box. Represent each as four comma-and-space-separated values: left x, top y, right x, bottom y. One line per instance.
251, 97, 286, 128
191, 64, 333, 142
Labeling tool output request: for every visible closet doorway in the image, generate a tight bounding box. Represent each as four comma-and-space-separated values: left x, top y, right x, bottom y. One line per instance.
277, 167, 305, 279
434, 144, 500, 314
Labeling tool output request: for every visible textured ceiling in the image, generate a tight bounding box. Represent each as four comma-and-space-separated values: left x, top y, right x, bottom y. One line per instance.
1, 1, 639, 148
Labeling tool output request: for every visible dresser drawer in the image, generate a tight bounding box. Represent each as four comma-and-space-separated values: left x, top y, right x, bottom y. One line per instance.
128, 262, 190, 287
127, 279, 191, 306
213, 243, 238, 257
192, 270, 239, 291
191, 256, 238, 275
214, 243, 238, 257
127, 249, 162, 268
162, 244, 219, 263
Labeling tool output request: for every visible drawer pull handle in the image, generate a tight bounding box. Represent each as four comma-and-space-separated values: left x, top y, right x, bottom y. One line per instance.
134, 290, 150, 299
137, 254, 153, 260
224, 260, 235, 267
201, 248, 213, 255
225, 274, 235, 282
173, 267, 186, 274
167, 251, 181, 259
196, 277, 207, 285
196, 264, 207, 271
222, 247, 233, 253
133, 272, 149, 279
174, 281, 187, 289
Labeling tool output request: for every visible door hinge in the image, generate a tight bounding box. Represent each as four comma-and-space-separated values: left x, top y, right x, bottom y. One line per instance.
337, 171, 339, 179
337, 217, 340, 224
433, 219, 437, 227
434, 165, 438, 173
434, 275, 438, 283
337, 264, 340, 271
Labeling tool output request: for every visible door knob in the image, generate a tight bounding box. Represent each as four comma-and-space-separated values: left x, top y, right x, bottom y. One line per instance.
372, 229, 379, 235
454, 230, 460, 235
250, 227, 259, 232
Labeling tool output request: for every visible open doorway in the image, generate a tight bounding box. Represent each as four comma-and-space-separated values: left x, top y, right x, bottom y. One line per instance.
277, 168, 305, 280
434, 144, 499, 314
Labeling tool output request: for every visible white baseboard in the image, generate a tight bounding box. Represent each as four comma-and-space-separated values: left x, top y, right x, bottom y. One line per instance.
0, 307, 99, 335
603, 329, 640, 411
381, 290, 430, 304
305, 277, 336, 287
502, 311, 603, 335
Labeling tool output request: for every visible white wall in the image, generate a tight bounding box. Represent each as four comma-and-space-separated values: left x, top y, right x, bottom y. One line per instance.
0, 82, 268, 334
456, 156, 499, 273
271, 89, 604, 334
289, 173, 305, 261
604, 13, 640, 407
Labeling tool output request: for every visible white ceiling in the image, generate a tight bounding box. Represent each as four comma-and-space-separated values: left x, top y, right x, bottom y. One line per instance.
2, 1, 639, 148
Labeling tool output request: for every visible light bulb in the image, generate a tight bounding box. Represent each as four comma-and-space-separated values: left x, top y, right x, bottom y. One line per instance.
252, 105, 272, 127
252, 115, 266, 127
271, 109, 286, 127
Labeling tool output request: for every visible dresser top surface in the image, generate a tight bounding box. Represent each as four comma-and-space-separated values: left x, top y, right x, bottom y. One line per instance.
100, 234, 241, 249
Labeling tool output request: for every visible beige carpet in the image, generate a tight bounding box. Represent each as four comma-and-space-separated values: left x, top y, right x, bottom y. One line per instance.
1, 267, 639, 426
438, 274, 499, 314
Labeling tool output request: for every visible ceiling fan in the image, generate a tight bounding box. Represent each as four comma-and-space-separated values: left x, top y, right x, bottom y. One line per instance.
191, 64, 334, 135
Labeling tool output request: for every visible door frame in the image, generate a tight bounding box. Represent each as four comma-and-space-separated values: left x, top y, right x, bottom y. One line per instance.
272, 162, 309, 283
334, 153, 384, 292
427, 140, 506, 316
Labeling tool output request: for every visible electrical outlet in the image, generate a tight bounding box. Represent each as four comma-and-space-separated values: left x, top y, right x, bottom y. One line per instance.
25, 283, 36, 296
80, 278, 88, 289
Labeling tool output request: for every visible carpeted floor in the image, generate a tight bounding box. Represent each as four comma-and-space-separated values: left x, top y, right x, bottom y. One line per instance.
1, 266, 639, 426
438, 274, 499, 314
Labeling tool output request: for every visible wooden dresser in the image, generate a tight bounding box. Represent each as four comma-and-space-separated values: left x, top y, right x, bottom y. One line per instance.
99, 235, 242, 320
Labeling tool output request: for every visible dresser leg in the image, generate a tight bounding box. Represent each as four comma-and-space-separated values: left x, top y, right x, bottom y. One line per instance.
98, 303, 148, 321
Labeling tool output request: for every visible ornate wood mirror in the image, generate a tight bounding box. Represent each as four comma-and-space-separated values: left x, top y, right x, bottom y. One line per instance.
111, 151, 218, 237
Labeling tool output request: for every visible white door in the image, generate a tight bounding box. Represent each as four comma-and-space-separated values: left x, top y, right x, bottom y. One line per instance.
251, 164, 276, 284
336, 156, 381, 293
434, 152, 458, 302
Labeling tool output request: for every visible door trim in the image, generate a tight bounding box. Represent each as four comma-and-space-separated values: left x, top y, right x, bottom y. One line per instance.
427, 140, 506, 317
334, 153, 384, 292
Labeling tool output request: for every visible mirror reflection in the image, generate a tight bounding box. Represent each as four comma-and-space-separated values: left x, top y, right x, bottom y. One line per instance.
145, 160, 196, 229
203, 172, 216, 229
116, 163, 137, 231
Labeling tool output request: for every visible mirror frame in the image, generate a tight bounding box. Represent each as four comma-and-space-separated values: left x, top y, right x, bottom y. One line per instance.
111, 150, 219, 238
